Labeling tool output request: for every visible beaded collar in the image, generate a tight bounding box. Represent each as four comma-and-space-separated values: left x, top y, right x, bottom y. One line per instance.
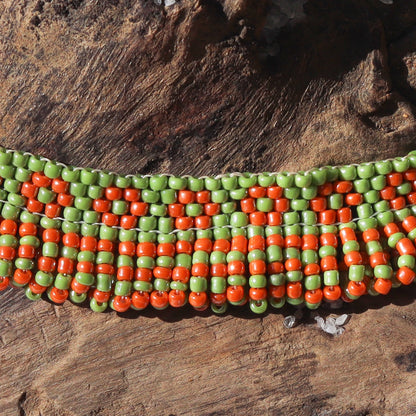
0, 146, 415, 315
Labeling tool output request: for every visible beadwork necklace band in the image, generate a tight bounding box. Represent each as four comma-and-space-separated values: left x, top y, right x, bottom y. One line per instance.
0, 146, 415, 315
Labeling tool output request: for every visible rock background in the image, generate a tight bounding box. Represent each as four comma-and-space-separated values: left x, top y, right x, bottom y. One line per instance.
1, 0, 416, 415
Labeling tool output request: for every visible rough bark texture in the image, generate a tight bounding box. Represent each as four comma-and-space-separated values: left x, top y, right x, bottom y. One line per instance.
1, 0, 416, 415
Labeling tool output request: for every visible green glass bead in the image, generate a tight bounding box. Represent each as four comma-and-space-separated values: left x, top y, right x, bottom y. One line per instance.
397, 182, 412, 195
115, 176, 131, 189
96, 251, 114, 265
408, 228, 416, 241
210, 251, 226, 264
60, 167, 79, 183
388, 232, 405, 248
27, 155, 45, 172
247, 249, 266, 262
130, 176, 147, 190
353, 179, 370, 194
326, 166, 339, 182
283, 187, 300, 200
0, 259, 12, 276
35, 271, 54, 287
114, 281, 132, 296
220, 202, 235, 214
138, 216, 157, 232
87, 185, 103, 199
334, 223, 351, 231
230, 212, 248, 228
284, 224, 300, 237
15, 258, 34, 270
328, 194, 342, 210
303, 225, 319, 236
96, 274, 113, 291
211, 303, 228, 314
4, 179, 20, 193
349, 265, 365, 282
290, 199, 308, 212
14, 167, 31, 182
227, 275, 247, 286
356, 203, 373, 219
152, 279, 169, 292
137, 233, 156, 244
283, 212, 300, 225
286, 296, 304, 306
231, 227, 246, 237
258, 173, 275, 187
25, 286, 42, 301
158, 217, 174, 234
394, 208, 411, 222
96, 171, 113, 187
147, 175, 166, 191
364, 190, 380, 204
323, 270, 339, 285
342, 240, 360, 254
374, 265, 393, 279
249, 299, 268, 314
78, 169, 98, 185
36, 187, 55, 204
270, 273, 285, 286
266, 245, 282, 262
212, 214, 229, 227
192, 250, 209, 264
304, 274, 321, 290
117, 255, 134, 267
196, 229, 212, 240
301, 186, 317, 200
160, 189, 177, 204
166, 176, 186, 190
295, 172, 312, 188
370, 175, 386, 190
357, 218, 377, 231
156, 255, 174, 268
213, 227, 231, 240
247, 225, 264, 239
301, 249, 318, 266
221, 176, 238, 190
0, 164, 15, 179
249, 274, 267, 288
42, 242, 59, 258
398, 254, 415, 269
175, 253, 192, 268
187, 177, 204, 192
1, 204, 20, 220
305, 301, 321, 310
41, 218, 61, 231
0, 234, 18, 248
265, 226, 282, 237
158, 233, 176, 245
149, 203, 167, 217
78, 251, 95, 262
393, 157, 410, 172
12, 151, 29, 168
69, 290, 87, 304
365, 240, 382, 255
301, 210, 317, 226
269, 297, 285, 308
43, 161, 62, 179
141, 189, 159, 203
376, 211, 394, 226
211, 190, 228, 204
69, 182, 87, 197
136, 256, 155, 269
170, 281, 188, 291
111, 200, 127, 215
75, 272, 95, 286
357, 163, 375, 179
284, 247, 300, 260
61, 246, 78, 260
210, 276, 226, 293
238, 173, 257, 188
311, 168, 327, 186
339, 165, 357, 180
185, 203, 203, 217
81, 224, 98, 237
90, 298, 108, 313
0, 149, 11, 166
229, 188, 248, 200
374, 160, 392, 175
54, 274, 72, 290
276, 173, 294, 188
7, 193, 25, 207
226, 250, 245, 262
74, 196, 92, 211
83, 210, 100, 224
190, 276, 207, 292
63, 207, 81, 222
286, 271, 302, 282
19, 235, 40, 248
205, 177, 221, 191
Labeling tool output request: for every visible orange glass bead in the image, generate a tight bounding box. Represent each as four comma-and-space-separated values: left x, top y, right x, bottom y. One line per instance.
310, 197, 327, 212
204, 203, 220, 216
137, 242, 157, 257
194, 238, 212, 252
345, 193, 363, 206
404, 169, 416, 181
210, 293, 227, 305
269, 284, 285, 298
248, 235, 266, 252
267, 261, 284, 274
172, 266, 191, 282
373, 278, 392, 295
113, 295, 132, 312
117, 266, 134, 281
318, 182, 333, 196
384, 222, 400, 237
343, 251, 362, 267
286, 281, 302, 299
0, 277, 9, 291
397, 267, 416, 285
95, 264, 115, 275
226, 285, 245, 303
380, 186, 396, 200
169, 290, 187, 308
80, 236, 97, 252
135, 268, 153, 282
319, 210, 336, 225
274, 198, 289, 212
210, 263, 227, 277
266, 234, 284, 247
13, 269, 32, 285
339, 227, 356, 244
390, 196, 406, 210
45, 203, 61, 218
51, 178, 69, 193
320, 233, 338, 247
407, 192, 416, 205
71, 279, 90, 294
267, 211, 282, 226
118, 241, 135, 256
21, 182, 38, 198
63, 232, 80, 248
195, 215, 212, 229
386, 172, 402, 186
321, 256, 339, 270
249, 260, 266, 275
76, 261, 94, 273
249, 186, 266, 198
18, 245, 36, 259
130, 202, 149, 216
93, 198, 111, 212
0, 219, 17, 235
323, 285, 341, 301
150, 290, 169, 309
19, 222, 38, 236
176, 240, 193, 254
228, 261, 245, 275
402, 216, 416, 232
191, 263, 209, 277
189, 291, 208, 309
337, 207, 352, 223
178, 190, 195, 204
0, 246, 15, 260
285, 234, 302, 249
334, 180, 353, 193
304, 263, 320, 276
175, 216, 194, 230
38, 256, 56, 272
362, 228, 380, 243
267, 186, 283, 199
396, 238, 416, 256
347, 281, 366, 297
285, 258, 302, 271
157, 243, 176, 257
249, 211, 267, 226
57, 193, 74, 207
32, 172, 51, 187
123, 188, 140, 202
50, 287, 68, 304
120, 215, 137, 229
105, 187, 123, 201
305, 289, 323, 304
43, 228, 60, 243
57, 257, 74, 274
27, 198, 44, 213
369, 252, 389, 267
231, 235, 247, 254
153, 266, 172, 280
93, 289, 111, 303
132, 291, 150, 310
29, 279, 47, 294
249, 287, 267, 301
196, 190, 210, 204
240, 198, 256, 213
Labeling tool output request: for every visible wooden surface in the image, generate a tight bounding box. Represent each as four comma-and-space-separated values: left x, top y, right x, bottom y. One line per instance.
1, 0, 416, 415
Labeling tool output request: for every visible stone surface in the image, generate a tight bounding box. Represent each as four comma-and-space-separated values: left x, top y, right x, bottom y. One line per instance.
1, 0, 416, 415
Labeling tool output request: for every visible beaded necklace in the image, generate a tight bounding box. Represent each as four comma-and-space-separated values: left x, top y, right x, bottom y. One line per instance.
0, 146, 415, 315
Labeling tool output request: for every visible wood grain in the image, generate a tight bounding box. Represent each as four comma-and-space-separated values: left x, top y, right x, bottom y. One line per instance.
1, 0, 416, 415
